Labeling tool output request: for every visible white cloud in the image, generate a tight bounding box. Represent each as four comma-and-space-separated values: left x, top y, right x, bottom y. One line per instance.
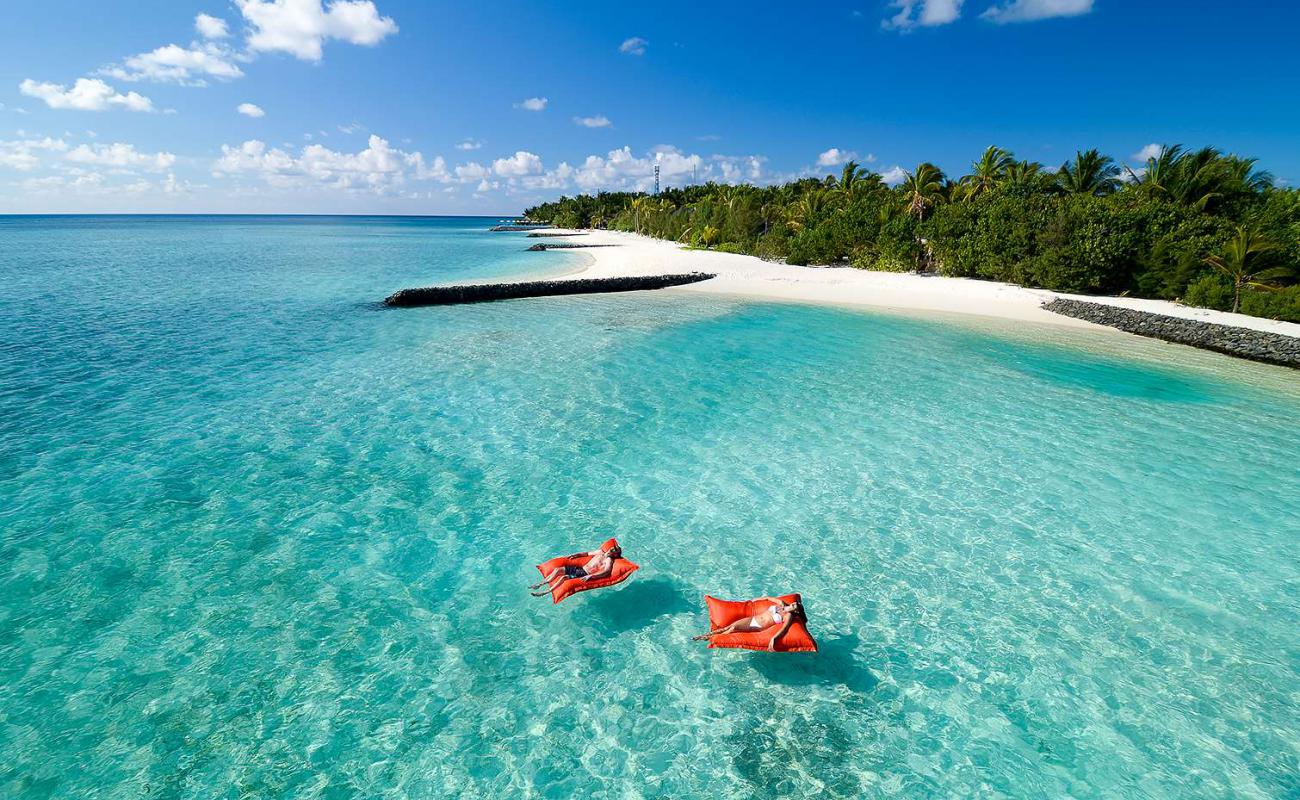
714, 154, 766, 184
885, 0, 964, 30
456, 139, 483, 151
162, 172, 196, 194
20, 78, 154, 112
981, 0, 1093, 23
22, 172, 108, 193
238, 103, 266, 118
1133, 143, 1162, 162
236, 0, 399, 62
491, 151, 542, 177
881, 166, 908, 185
338, 121, 366, 134
65, 142, 177, 171
0, 137, 68, 171
572, 146, 699, 192
196, 13, 231, 39
102, 43, 243, 85
408, 153, 449, 182
574, 115, 612, 129
454, 162, 489, 183
516, 97, 548, 111
214, 134, 445, 193
816, 147, 858, 167
619, 37, 648, 56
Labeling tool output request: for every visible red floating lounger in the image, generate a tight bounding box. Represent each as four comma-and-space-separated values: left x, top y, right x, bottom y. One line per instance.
703, 593, 818, 652
536, 538, 639, 604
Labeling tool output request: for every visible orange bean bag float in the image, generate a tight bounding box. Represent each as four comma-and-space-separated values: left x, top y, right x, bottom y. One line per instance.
703, 593, 818, 652
536, 538, 639, 604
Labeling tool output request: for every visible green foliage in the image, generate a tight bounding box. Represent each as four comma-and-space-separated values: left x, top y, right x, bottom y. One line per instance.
1240, 285, 1300, 322
1184, 274, 1235, 310
522, 144, 1299, 321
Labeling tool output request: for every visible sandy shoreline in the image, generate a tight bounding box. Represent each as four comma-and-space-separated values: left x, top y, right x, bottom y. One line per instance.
537, 228, 1300, 339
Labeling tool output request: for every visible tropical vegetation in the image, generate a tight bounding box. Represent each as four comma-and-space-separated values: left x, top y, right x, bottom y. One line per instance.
524, 145, 1300, 322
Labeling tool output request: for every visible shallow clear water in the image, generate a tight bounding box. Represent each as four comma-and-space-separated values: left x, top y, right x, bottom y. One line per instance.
1, 216, 1297, 799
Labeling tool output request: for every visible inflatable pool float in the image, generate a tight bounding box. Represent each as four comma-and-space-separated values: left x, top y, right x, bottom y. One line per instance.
703, 593, 818, 652
535, 538, 639, 604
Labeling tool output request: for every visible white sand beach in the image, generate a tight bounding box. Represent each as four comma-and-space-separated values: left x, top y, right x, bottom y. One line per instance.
546, 228, 1300, 338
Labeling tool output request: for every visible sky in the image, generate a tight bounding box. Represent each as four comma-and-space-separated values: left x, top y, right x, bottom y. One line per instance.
2, 0, 1298, 215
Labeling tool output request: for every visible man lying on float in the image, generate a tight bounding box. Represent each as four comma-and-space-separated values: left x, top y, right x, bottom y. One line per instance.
531, 539, 638, 603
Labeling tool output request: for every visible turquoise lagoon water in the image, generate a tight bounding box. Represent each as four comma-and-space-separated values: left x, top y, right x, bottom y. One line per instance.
1, 215, 1297, 799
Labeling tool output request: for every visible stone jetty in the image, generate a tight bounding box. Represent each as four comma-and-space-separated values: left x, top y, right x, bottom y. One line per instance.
385, 273, 716, 307
1043, 298, 1299, 368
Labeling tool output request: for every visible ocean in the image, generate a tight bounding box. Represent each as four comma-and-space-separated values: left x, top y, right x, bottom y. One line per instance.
1, 215, 1296, 798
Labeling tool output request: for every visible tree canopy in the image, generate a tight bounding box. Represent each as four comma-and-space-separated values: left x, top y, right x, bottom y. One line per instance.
525, 145, 1300, 322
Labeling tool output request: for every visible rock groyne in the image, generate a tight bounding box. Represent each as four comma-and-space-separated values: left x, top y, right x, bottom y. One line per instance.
526, 243, 616, 251
385, 273, 716, 307
1043, 298, 1299, 368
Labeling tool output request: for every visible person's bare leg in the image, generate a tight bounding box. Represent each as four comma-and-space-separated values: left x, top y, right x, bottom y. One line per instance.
531, 575, 572, 597
692, 620, 745, 640
529, 568, 563, 589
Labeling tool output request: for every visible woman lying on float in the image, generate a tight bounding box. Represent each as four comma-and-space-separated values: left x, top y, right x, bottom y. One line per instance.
694, 594, 817, 653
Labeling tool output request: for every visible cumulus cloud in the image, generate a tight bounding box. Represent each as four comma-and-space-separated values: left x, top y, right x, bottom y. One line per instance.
65, 142, 177, 171
516, 97, 548, 111
981, 0, 1093, 23
238, 103, 266, 117
454, 162, 489, 183
816, 147, 858, 167
574, 115, 612, 128
214, 134, 446, 193
880, 166, 908, 185
102, 43, 243, 85
195, 13, 231, 39
19, 78, 154, 112
1133, 143, 1162, 162
885, 0, 964, 30
0, 137, 68, 171
619, 37, 648, 55
22, 172, 108, 193
571, 146, 696, 192
236, 0, 399, 62
491, 151, 542, 177
456, 139, 483, 151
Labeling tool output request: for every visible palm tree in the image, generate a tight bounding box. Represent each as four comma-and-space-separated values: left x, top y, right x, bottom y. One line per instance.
836, 160, 865, 198
960, 146, 1014, 200
1131, 145, 1267, 210
786, 190, 828, 233
1203, 226, 1289, 313
630, 195, 654, 234
1057, 149, 1120, 195
759, 201, 782, 235
699, 225, 721, 249
1222, 156, 1274, 194
900, 163, 947, 220
1004, 160, 1052, 193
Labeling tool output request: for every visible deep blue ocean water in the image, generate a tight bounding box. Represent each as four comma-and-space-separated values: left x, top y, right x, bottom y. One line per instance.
1, 216, 1297, 799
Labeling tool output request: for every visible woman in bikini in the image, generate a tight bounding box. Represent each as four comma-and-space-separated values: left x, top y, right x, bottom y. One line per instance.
693, 597, 801, 651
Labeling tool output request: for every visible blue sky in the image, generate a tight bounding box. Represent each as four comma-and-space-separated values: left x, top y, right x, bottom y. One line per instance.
2, 0, 1297, 214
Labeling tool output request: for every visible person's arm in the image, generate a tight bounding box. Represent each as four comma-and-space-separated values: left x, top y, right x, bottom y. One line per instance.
565, 549, 595, 559
768, 615, 795, 651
